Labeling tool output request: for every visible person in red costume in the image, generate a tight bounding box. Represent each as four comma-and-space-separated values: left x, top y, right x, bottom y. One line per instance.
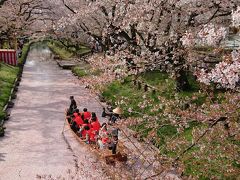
71, 110, 83, 132
90, 115, 101, 133
97, 123, 110, 149
74, 114, 83, 127
78, 119, 89, 137
81, 125, 96, 144
82, 108, 91, 120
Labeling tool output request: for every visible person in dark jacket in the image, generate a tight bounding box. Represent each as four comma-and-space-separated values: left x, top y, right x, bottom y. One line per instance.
67, 96, 77, 115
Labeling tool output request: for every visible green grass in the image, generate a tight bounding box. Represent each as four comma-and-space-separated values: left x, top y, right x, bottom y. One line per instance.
0, 42, 29, 130
72, 66, 89, 77
102, 71, 201, 118
72, 64, 103, 78
157, 124, 178, 146
101, 70, 240, 178
101, 71, 203, 149
140, 71, 176, 99
179, 124, 240, 179
48, 41, 73, 59
2, 41, 10, 49
18, 42, 31, 66
0, 63, 19, 121
102, 77, 146, 117
183, 121, 200, 142
130, 122, 153, 140
46, 40, 90, 60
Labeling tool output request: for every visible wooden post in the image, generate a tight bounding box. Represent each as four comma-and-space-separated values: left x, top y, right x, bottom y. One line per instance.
137, 81, 141, 90
133, 80, 137, 86
152, 89, 156, 95
144, 84, 148, 92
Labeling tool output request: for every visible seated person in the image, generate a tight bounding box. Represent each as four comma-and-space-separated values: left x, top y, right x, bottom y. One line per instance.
72, 109, 80, 119
69, 109, 79, 123
81, 125, 96, 144
82, 108, 91, 120
71, 112, 83, 132
108, 113, 119, 124
90, 116, 101, 133
75, 113, 84, 127
87, 127, 97, 143
89, 112, 99, 123
71, 122, 78, 132
102, 107, 111, 117
66, 108, 79, 124
104, 107, 122, 124
97, 123, 110, 149
78, 119, 89, 137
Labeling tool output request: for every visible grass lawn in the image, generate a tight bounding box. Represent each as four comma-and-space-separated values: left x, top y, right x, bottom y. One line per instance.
47, 40, 90, 60
0, 63, 19, 120
101, 70, 240, 178
102, 71, 203, 117
18, 42, 31, 66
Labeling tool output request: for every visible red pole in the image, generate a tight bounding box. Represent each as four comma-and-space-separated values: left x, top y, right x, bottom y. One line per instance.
14, 51, 17, 66
0, 51, 2, 63
9, 52, 12, 65
4, 51, 7, 64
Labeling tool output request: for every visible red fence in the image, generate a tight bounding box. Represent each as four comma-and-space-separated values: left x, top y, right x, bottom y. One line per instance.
0, 49, 18, 66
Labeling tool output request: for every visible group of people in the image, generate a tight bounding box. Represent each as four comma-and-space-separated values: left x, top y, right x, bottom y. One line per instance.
66, 96, 121, 154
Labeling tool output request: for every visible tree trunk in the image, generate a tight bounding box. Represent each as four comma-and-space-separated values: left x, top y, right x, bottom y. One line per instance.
176, 69, 190, 92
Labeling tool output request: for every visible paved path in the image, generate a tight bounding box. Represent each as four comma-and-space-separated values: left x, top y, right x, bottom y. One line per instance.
0, 47, 109, 180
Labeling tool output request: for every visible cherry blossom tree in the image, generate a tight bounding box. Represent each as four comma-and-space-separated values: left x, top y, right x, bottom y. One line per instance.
0, 0, 56, 48
54, 0, 240, 91
197, 50, 240, 89
232, 6, 240, 27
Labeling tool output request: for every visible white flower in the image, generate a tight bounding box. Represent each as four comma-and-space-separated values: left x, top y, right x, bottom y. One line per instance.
232, 6, 240, 27
128, 108, 133, 113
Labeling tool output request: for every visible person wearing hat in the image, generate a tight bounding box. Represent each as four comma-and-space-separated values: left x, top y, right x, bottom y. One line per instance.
108, 107, 123, 124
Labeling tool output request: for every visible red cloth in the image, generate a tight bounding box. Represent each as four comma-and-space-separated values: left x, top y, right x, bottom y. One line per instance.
81, 124, 89, 138
74, 116, 83, 126
72, 113, 78, 121
82, 123, 89, 127
102, 137, 109, 144
83, 111, 91, 120
81, 128, 96, 142
89, 117, 99, 124
73, 113, 78, 117
88, 128, 96, 142
101, 130, 109, 144
91, 121, 101, 132
81, 130, 87, 138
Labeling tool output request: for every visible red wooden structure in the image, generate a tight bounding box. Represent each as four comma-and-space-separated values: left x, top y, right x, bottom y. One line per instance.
0, 49, 18, 66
